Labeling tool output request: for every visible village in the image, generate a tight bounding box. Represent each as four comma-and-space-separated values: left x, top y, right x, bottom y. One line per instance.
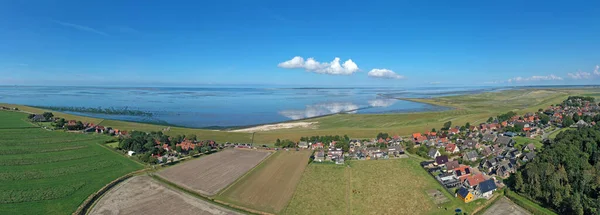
289, 96, 600, 204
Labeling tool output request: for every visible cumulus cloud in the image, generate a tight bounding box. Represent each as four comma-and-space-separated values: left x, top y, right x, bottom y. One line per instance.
569, 65, 600, 79
278, 56, 359, 75
507, 74, 563, 83
568, 70, 593, 80
367, 69, 404, 79
279, 102, 359, 120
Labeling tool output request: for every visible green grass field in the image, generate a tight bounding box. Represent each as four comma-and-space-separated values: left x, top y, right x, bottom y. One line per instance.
548, 127, 576, 139
513, 136, 543, 150
284, 158, 488, 215
0, 111, 143, 215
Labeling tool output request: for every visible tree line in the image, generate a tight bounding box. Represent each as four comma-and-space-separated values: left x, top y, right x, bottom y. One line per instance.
509, 126, 600, 215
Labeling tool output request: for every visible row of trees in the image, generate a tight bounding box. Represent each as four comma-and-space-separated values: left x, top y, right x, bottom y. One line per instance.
509, 127, 600, 215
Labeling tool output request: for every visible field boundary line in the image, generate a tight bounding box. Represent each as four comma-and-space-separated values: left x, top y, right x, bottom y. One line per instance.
215, 149, 277, 197
150, 174, 262, 215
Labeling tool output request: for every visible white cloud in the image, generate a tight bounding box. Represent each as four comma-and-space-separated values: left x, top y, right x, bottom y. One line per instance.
367, 69, 404, 79
278, 56, 359, 75
567, 70, 592, 80
567, 65, 600, 80
53, 20, 109, 36
507, 74, 563, 83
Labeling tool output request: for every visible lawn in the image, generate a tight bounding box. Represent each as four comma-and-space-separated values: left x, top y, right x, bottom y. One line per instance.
284, 158, 488, 215
513, 136, 543, 150
548, 127, 576, 139
0, 111, 143, 215
216, 150, 311, 214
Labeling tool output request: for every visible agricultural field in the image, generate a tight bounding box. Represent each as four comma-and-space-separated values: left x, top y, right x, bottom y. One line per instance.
90, 175, 242, 215
157, 148, 271, 196
482, 197, 530, 215
216, 150, 312, 214
284, 158, 487, 215
0, 111, 143, 215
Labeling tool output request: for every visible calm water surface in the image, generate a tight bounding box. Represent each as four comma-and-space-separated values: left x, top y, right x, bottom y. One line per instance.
0, 86, 500, 128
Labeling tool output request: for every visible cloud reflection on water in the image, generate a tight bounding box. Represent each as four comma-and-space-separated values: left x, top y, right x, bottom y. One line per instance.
279, 102, 359, 120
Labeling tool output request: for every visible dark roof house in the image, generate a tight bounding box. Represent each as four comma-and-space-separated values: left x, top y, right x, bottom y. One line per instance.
435, 155, 449, 165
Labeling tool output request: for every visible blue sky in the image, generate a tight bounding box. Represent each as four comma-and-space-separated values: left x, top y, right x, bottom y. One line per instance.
1, 0, 600, 87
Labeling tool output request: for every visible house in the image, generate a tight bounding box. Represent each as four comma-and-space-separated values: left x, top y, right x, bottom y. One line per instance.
463, 151, 479, 162
314, 151, 325, 162
457, 187, 475, 203
127, 151, 135, 156
438, 172, 461, 188
412, 133, 422, 139
576, 120, 590, 128
435, 155, 449, 166
387, 145, 404, 156
428, 149, 441, 159
462, 139, 479, 150
327, 148, 343, 159
464, 174, 486, 189
298, 141, 309, 149
522, 152, 535, 162
31, 114, 47, 122
477, 179, 497, 198
495, 136, 515, 146
482, 134, 497, 143
312, 142, 324, 150
445, 143, 460, 153
495, 159, 516, 178
449, 127, 460, 135
522, 143, 535, 152
334, 155, 345, 165
454, 165, 472, 178
503, 132, 516, 137
445, 160, 460, 171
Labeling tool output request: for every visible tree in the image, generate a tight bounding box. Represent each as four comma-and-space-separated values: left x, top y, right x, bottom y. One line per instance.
27, 114, 35, 119
431, 128, 436, 132
514, 172, 524, 192
573, 114, 581, 122
538, 108, 543, 112
562, 118, 575, 127
42, 112, 54, 120
465, 122, 471, 129
187, 134, 197, 141
442, 121, 452, 130
176, 146, 183, 153
539, 114, 550, 125
487, 117, 494, 123
161, 157, 168, 164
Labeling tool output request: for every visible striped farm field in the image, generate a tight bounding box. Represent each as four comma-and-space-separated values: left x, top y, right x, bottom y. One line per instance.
216, 150, 312, 214
0, 111, 143, 215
